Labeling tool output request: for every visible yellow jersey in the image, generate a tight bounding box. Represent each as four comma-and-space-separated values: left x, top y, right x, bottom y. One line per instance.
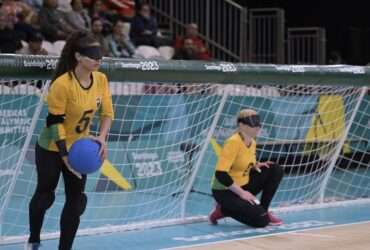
38, 71, 114, 152
212, 133, 257, 190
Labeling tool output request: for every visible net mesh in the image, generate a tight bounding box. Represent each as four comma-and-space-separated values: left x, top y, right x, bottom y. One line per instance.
0, 77, 369, 242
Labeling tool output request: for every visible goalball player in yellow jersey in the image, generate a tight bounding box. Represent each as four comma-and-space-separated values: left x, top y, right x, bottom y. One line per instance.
26, 32, 114, 250
209, 109, 284, 227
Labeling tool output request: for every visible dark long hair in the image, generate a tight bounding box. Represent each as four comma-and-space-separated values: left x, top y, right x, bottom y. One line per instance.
51, 31, 98, 83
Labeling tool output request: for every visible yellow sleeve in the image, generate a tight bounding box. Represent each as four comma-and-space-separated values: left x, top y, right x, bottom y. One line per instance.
47, 80, 68, 115
47, 80, 67, 140
100, 74, 114, 120
215, 139, 240, 172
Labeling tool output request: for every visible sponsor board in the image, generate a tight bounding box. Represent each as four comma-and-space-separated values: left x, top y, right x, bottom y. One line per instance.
205, 63, 237, 72
23, 58, 58, 70
113, 61, 160, 71
275, 65, 365, 74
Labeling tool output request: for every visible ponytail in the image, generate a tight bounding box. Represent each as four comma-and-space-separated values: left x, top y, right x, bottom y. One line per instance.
51, 31, 98, 84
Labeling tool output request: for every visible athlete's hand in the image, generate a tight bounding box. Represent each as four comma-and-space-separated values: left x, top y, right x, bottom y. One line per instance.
93, 136, 107, 160
239, 190, 259, 205
62, 156, 82, 179
254, 161, 274, 173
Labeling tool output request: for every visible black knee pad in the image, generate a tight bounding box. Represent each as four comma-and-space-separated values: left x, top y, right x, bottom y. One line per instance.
272, 163, 284, 179
32, 192, 55, 211
78, 193, 87, 216
65, 193, 87, 217
250, 213, 269, 228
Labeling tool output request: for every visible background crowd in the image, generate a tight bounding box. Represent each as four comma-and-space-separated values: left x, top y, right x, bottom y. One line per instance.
0, 0, 212, 61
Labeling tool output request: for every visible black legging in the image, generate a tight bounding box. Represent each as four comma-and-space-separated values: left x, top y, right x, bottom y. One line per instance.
212, 164, 284, 228
28, 143, 87, 250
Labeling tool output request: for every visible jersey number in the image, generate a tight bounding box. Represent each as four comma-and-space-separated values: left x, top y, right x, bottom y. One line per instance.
75, 109, 93, 133
243, 163, 254, 176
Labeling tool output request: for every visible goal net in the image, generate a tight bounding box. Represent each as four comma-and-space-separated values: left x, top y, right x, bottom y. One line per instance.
0, 55, 369, 243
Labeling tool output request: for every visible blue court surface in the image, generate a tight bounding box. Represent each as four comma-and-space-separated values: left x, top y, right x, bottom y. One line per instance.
2, 202, 370, 250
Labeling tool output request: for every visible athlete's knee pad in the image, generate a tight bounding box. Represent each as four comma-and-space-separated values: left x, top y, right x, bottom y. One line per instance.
78, 193, 87, 216
31, 192, 55, 211
249, 212, 269, 228
272, 163, 284, 180
65, 193, 87, 217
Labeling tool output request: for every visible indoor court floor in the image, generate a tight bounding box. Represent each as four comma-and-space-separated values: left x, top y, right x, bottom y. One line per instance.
2, 202, 370, 250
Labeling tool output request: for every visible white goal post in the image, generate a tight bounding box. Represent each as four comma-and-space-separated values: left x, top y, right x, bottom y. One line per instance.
0, 55, 369, 244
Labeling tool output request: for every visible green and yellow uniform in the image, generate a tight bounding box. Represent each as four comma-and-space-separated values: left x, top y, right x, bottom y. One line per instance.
212, 133, 256, 190
38, 71, 114, 152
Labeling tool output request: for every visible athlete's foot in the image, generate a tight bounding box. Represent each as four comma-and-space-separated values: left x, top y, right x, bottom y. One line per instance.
208, 203, 225, 225
24, 242, 41, 250
267, 211, 283, 226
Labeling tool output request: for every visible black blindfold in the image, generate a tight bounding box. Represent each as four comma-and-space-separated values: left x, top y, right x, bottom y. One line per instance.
237, 115, 261, 127
78, 46, 102, 60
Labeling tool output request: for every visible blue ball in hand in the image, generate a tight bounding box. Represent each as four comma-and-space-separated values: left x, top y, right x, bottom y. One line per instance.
68, 138, 103, 174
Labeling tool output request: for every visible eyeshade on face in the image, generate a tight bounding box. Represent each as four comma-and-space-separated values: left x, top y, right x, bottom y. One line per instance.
78, 46, 103, 60
237, 115, 261, 127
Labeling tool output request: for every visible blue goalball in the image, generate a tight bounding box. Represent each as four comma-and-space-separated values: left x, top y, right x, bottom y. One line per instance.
68, 138, 103, 174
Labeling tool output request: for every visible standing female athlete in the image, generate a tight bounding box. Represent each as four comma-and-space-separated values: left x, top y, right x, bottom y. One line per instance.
26, 31, 114, 250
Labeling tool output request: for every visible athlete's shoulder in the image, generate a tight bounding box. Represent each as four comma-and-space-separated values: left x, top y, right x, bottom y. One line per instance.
50, 72, 72, 91
226, 133, 243, 145
53, 72, 73, 84
92, 71, 108, 82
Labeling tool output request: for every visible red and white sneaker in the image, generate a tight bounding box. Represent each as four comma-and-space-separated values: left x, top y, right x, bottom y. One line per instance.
267, 211, 283, 226
208, 204, 225, 225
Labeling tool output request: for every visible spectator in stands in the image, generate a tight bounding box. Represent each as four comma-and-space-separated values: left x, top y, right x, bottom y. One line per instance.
130, 3, 160, 47
91, 17, 111, 57
27, 10, 42, 31
1, 0, 39, 40
1, 0, 36, 25
39, 0, 77, 42
0, 10, 24, 53
65, 0, 91, 32
87, 0, 106, 19
173, 38, 200, 60
105, 0, 135, 21
17, 32, 48, 55
208, 109, 284, 227
174, 23, 211, 60
58, 0, 73, 12
88, 0, 115, 26
24, 0, 43, 11
105, 19, 135, 58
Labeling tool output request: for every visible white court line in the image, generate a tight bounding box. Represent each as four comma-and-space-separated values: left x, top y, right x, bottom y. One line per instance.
159, 220, 370, 250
